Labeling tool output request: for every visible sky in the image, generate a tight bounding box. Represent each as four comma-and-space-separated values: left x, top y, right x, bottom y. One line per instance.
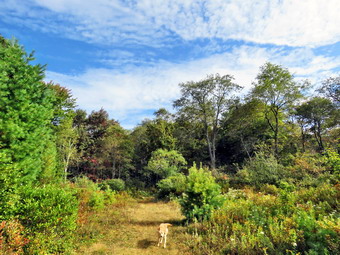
1, 0, 340, 129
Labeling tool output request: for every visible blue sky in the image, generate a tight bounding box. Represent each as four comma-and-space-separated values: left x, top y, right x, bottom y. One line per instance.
1, 0, 339, 129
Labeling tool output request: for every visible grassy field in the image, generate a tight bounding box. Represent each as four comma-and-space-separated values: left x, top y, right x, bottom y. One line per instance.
74, 197, 190, 255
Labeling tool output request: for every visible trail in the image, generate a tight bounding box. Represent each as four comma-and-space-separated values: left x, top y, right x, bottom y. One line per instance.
75, 199, 189, 255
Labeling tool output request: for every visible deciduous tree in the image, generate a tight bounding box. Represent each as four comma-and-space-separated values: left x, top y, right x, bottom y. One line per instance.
174, 74, 241, 169
251, 62, 305, 156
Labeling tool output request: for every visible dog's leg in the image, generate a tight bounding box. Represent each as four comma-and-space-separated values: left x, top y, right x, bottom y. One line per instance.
158, 235, 162, 247
163, 234, 167, 248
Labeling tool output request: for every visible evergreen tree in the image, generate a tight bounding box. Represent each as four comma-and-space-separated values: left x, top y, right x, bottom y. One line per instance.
0, 37, 56, 184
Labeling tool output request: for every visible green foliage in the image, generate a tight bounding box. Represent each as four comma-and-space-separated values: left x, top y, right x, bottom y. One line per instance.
17, 184, 78, 254
100, 178, 126, 192
0, 151, 21, 220
237, 152, 285, 187
74, 176, 115, 211
179, 164, 224, 222
156, 173, 186, 199
146, 149, 187, 180
88, 190, 106, 210
0, 219, 28, 254
322, 147, 340, 176
187, 187, 339, 255
295, 97, 336, 151
251, 62, 305, 155
174, 73, 242, 168
100, 124, 134, 179
0, 38, 56, 184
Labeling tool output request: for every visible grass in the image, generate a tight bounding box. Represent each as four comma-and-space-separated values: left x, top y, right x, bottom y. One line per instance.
73, 195, 190, 255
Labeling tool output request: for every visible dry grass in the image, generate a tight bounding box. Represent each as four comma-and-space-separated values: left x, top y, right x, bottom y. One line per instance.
73, 197, 190, 255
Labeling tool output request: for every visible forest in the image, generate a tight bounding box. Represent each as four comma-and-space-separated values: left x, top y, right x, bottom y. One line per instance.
0, 35, 339, 254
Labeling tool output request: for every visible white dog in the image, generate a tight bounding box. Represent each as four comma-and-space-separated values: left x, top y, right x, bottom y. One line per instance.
157, 223, 172, 248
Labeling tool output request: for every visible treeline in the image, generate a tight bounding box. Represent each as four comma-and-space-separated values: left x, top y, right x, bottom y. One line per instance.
63, 71, 339, 187
0, 35, 339, 254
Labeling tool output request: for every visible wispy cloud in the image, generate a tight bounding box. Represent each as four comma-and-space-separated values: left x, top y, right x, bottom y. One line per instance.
45, 45, 339, 128
2, 0, 340, 47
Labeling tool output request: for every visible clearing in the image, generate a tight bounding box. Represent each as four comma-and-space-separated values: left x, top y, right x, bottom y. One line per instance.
74, 197, 191, 255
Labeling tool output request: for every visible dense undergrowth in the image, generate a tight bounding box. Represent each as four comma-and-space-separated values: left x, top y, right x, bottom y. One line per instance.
158, 151, 340, 255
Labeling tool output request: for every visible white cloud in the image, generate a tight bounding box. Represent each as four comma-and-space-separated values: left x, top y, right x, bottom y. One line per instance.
1, 0, 339, 47
45, 45, 339, 128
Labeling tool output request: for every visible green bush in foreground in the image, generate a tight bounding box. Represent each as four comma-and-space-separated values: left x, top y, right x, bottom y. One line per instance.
17, 184, 78, 254
187, 186, 339, 255
179, 164, 224, 222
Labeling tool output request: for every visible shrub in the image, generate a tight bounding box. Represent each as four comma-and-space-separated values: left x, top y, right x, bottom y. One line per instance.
237, 152, 285, 187
74, 176, 113, 210
260, 184, 279, 195
88, 191, 105, 210
146, 149, 187, 179
17, 184, 78, 254
0, 220, 28, 254
179, 164, 224, 222
295, 210, 339, 254
74, 175, 99, 190
296, 183, 339, 212
156, 173, 186, 199
322, 148, 340, 176
101, 179, 125, 192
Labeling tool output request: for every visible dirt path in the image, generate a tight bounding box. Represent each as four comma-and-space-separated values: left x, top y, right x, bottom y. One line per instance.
75, 199, 189, 255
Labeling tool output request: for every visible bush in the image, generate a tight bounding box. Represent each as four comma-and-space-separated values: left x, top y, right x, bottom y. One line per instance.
74, 176, 114, 210
237, 152, 285, 187
17, 184, 78, 254
102, 178, 125, 191
179, 164, 224, 222
156, 173, 186, 199
146, 149, 187, 180
0, 219, 28, 254
185, 184, 339, 255
322, 148, 340, 177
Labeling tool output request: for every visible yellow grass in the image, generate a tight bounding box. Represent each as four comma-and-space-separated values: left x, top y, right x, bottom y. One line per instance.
73, 197, 190, 255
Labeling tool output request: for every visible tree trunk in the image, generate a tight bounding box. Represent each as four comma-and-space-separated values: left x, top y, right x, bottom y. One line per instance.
240, 136, 251, 159
274, 112, 279, 157
112, 158, 116, 179
64, 153, 71, 182
206, 129, 216, 169
314, 121, 324, 152
300, 125, 306, 153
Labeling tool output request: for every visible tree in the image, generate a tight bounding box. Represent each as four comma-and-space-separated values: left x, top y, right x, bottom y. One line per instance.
174, 74, 241, 169
100, 123, 134, 179
131, 110, 177, 174
0, 37, 56, 184
318, 76, 339, 107
220, 99, 270, 164
251, 62, 305, 157
56, 116, 80, 181
146, 149, 186, 181
295, 97, 337, 152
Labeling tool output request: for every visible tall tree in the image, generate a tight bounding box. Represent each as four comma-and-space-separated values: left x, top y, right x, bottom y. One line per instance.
131, 109, 177, 171
318, 76, 339, 107
174, 74, 241, 169
220, 99, 270, 164
295, 97, 337, 152
0, 37, 55, 184
251, 62, 305, 157
48, 83, 79, 181
100, 123, 134, 179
